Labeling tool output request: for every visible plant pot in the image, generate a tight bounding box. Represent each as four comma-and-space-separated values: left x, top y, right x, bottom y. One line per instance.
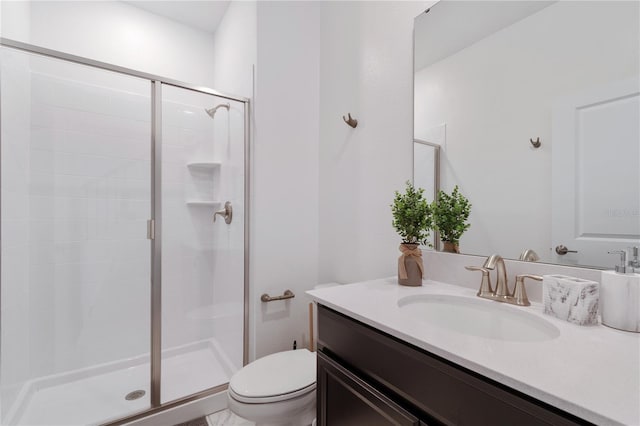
442, 241, 460, 253
398, 243, 423, 286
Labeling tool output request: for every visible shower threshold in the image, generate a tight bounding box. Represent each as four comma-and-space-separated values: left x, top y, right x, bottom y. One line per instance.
6, 339, 235, 426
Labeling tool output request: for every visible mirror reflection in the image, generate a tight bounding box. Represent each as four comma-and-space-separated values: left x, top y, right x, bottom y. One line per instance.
413, 139, 440, 250
414, 1, 640, 268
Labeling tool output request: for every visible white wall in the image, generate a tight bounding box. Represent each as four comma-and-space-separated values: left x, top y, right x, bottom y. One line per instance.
414, 1, 639, 261
0, 0, 30, 39
251, 1, 320, 359
1, 1, 216, 87
211, 1, 256, 99
249, 0, 428, 359
318, 1, 428, 284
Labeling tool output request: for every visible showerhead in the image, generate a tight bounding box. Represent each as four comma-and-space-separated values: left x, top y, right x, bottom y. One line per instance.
205, 103, 230, 118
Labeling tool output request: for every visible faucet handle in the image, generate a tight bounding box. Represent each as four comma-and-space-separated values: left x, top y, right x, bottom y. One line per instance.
465, 266, 493, 297
513, 274, 542, 306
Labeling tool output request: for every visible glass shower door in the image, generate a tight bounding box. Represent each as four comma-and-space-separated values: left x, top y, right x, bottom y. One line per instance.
0, 47, 152, 425
160, 85, 245, 402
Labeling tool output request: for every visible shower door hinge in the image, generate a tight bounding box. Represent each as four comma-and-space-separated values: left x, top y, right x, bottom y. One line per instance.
147, 219, 155, 240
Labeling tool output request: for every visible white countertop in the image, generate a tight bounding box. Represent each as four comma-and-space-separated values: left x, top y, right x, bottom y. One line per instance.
307, 278, 640, 426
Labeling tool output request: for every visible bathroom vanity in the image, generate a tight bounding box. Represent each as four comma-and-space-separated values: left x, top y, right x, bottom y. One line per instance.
308, 279, 640, 426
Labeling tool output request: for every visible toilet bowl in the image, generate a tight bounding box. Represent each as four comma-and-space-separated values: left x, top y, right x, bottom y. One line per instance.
227, 349, 316, 426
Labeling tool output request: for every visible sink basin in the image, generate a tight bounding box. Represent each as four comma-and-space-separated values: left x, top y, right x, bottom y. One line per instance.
397, 294, 560, 342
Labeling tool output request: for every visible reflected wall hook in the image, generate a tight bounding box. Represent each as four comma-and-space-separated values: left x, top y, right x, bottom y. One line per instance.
529, 137, 541, 148
343, 113, 358, 128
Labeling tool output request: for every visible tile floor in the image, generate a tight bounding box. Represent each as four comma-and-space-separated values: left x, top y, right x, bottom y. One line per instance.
207, 409, 254, 426
175, 416, 210, 426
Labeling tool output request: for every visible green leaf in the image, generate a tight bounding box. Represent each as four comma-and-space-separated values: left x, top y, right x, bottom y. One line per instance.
391, 181, 433, 246
432, 185, 472, 244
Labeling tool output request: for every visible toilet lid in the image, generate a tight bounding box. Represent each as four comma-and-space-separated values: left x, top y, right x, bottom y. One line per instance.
229, 349, 316, 403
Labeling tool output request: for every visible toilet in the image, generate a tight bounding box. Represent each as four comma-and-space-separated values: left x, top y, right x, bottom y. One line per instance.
228, 283, 341, 425
227, 348, 317, 426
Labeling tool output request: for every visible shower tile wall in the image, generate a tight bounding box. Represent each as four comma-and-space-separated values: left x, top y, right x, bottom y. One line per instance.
1, 48, 33, 416
1, 49, 152, 419
1, 50, 245, 420
210, 100, 244, 371
26, 70, 151, 375
162, 97, 218, 348
161, 87, 244, 382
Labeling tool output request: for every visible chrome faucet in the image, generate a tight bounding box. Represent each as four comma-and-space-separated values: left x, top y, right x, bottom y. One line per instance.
484, 254, 510, 300
466, 254, 542, 306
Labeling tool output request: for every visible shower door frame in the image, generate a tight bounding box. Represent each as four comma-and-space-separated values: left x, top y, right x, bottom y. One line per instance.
0, 37, 251, 425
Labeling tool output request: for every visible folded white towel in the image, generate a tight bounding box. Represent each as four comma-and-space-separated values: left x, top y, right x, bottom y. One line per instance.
542, 275, 599, 325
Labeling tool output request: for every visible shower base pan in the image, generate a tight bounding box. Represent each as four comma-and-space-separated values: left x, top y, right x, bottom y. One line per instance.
6, 339, 235, 426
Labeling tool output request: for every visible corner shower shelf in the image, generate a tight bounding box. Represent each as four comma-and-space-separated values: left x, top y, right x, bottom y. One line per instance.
186, 200, 221, 207
187, 161, 221, 170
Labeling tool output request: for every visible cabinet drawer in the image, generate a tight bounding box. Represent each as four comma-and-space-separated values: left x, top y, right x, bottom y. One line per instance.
317, 351, 421, 426
318, 305, 588, 426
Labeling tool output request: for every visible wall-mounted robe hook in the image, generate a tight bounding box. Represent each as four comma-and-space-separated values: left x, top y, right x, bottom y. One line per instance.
343, 113, 358, 128
529, 137, 541, 148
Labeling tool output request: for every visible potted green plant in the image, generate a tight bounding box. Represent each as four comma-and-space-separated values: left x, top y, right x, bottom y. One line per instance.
432, 185, 471, 253
391, 181, 433, 286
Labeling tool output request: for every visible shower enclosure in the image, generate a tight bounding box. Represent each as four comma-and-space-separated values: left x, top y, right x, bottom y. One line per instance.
0, 39, 249, 425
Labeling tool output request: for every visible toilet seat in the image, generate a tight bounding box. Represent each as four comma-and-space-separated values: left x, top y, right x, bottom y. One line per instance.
229, 382, 315, 404
229, 349, 316, 404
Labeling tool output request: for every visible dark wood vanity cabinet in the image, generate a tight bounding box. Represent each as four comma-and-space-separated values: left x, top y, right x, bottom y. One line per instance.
317, 351, 421, 426
316, 305, 590, 426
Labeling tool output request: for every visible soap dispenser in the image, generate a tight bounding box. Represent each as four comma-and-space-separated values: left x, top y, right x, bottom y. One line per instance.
629, 246, 640, 273
601, 248, 640, 332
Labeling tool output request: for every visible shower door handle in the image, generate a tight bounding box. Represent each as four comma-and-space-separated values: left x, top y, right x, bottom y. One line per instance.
213, 201, 233, 224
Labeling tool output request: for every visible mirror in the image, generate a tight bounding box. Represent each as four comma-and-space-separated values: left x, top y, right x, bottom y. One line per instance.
414, 1, 640, 268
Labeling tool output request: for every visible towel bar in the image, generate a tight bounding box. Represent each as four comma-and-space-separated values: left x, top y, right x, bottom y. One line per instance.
261, 290, 295, 302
